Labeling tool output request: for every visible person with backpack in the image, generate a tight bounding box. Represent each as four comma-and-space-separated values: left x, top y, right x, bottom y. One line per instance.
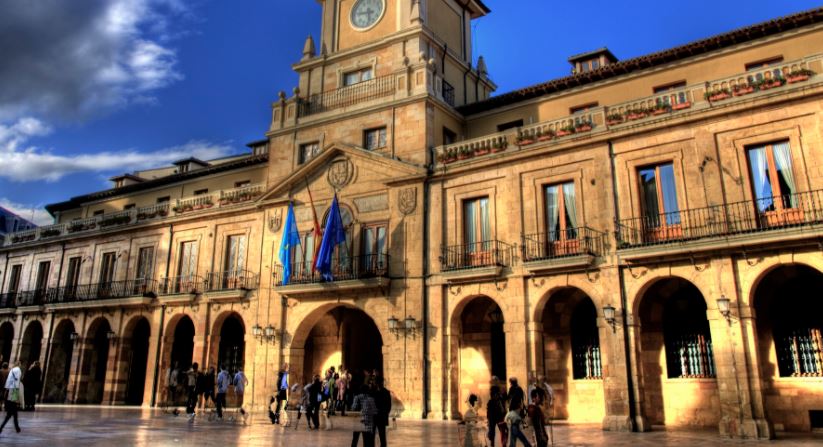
215, 365, 230, 420
0, 363, 22, 434
233, 367, 249, 420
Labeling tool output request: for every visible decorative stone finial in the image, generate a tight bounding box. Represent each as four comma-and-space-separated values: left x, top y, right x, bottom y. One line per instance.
293, 87, 300, 97
477, 56, 488, 78
320, 42, 328, 56
278, 91, 286, 101
410, 0, 422, 24
302, 35, 316, 61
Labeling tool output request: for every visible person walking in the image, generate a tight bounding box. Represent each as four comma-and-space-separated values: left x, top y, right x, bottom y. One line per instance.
487, 386, 508, 447
527, 390, 549, 447
273, 363, 289, 424
336, 370, 348, 416
0, 363, 9, 412
215, 365, 230, 420
22, 362, 41, 411
166, 362, 179, 406
201, 366, 216, 409
233, 367, 249, 420
507, 377, 524, 412
505, 402, 532, 447
0, 363, 22, 434
328, 372, 339, 416
350, 385, 377, 447
373, 376, 392, 447
185, 363, 199, 421
305, 375, 322, 430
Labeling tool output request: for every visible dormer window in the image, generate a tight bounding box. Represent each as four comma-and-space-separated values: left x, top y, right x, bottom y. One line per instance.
568, 48, 618, 75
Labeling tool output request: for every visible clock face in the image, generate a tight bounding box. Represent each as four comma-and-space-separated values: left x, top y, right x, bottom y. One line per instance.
350, 0, 385, 31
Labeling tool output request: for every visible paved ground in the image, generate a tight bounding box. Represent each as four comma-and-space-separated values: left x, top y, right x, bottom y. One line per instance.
0, 406, 821, 446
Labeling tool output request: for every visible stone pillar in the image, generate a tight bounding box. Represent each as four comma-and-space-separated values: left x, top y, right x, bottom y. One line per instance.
625, 318, 651, 432
504, 320, 530, 395
526, 321, 543, 379
600, 314, 634, 432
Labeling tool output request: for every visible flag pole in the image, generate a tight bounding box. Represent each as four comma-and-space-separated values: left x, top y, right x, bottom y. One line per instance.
305, 177, 323, 272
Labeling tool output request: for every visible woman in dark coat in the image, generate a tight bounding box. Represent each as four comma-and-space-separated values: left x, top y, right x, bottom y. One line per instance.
22, 362, 41, 411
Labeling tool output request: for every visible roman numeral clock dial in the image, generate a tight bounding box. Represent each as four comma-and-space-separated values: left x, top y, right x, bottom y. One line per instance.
350, 0, 385, 31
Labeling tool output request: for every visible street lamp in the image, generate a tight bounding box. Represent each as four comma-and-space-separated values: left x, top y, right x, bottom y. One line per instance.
252, 324, 263, 339
717, 295, 732, 324
603, 304, 617, 332
388, 316, 399, 333
404, 316, 417, 334
264, 325, 276, 341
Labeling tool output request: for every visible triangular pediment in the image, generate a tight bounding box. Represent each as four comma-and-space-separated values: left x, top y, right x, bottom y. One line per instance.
257, 142, 425, 206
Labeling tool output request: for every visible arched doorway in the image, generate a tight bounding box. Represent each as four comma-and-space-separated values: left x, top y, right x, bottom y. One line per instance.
636, 277, 719, 428
170, 316, 195, 372
44, 320, 76, 403
753, 264, 823, 432
295, 306, 383, 395
0, 321, 14, 364
539, 288, 605, 423
77, 318, 112, 404
122, 317, 151, 405
453, 296, 506, 418
216, 314, 245, 375
19, 320, 43, 369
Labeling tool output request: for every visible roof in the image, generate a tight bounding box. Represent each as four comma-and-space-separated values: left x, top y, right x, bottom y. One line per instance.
568, 47, 618, 63
459, 6, 823, 115
246, 139, 269, 148
108, 173, 145, 182
172, 157, 210, 166
46, 153, 269, 216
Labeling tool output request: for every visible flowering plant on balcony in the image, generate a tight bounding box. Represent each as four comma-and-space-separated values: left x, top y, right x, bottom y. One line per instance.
474, 144, 491, 156
606, 113, 624, 125
754, 77, 785, 90
534, 128, 554, 142
651, 102, 672, 115
40, 228, 62, 238
10, 234, 36, 244
458, 146, 472, 160
100, 214, 132, 228
575, 121, 593, 132
556, 124, 577, 137
732, 83, 755, 96
437, 149, 457, 164
516, 134, 535, 146
787, 68, 815, 83
172, 203, 194, 213
625, 107, 649, 121
491, 139, 508, 152
704, 88, 731, 101
68, 221, 96, 233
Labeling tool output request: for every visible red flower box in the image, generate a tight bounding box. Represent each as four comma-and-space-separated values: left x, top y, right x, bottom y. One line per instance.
517, 139, 535, 146
575, 124, 593, 132
626, 113, 647, 121
555, 130, 571, 137
709, 93, 729, 101
474, 148, 490, 156
672, 102, 692, 110
787, 75, 810, 84
733, 87, 754, 96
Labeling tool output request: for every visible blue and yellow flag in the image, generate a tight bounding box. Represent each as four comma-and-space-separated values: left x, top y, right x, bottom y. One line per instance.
314, 195, 347, 281
278, 202, 301, 285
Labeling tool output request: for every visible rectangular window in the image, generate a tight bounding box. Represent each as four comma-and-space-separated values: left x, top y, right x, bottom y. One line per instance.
234, 180, 251, 188
591, 59, 600, 70
747, 141, 799, 224
745, 56, 783, 71
35, 261, 51, 291
136, 247, 154, 280
7, 265, 22, 293
364, 127, 387, 151
224, 235, 248, 273
175, 241, 199, 294
124, 204, 136, 210
443, 127, 457, 146
544, 182, 578, 241
570, 102, 598, 115
194, 189, 208, 195
299, 142, 321, 164
65, 257, 82, 289
497, 119, 523, 132
343, 67, 374, 86
463, 197, 490, 252
294, 232, 316, 280
638, 163, 681, 231
99, 252, 116, 284
157, 196, 171, 203
361, 224, 387, 272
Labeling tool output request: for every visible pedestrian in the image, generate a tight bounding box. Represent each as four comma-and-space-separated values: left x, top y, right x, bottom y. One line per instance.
527, 389, 549, 447
328, 372, 339, 416
460, 394, 480, 447
166, 361, 179, 406
22, 362, 40, 411
350, 384, 378, 447
305, 374, 322, 430
185, 363, 199, 421
233, 367, 249, 420
0, 362, 9, 411
373, 376, 391, 447
216, 365, 230, 420
487, 385, 508, 447
507, 377, 524, 412
202, 366, 216, 409
336, 370, 348, 416
295, 383, 312, 430
505, 402, 532, 447
273, 363, 289, 424
0, 363, 22, 434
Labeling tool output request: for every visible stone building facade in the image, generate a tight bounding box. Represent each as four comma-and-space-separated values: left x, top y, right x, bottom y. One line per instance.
1, 0, 823, 439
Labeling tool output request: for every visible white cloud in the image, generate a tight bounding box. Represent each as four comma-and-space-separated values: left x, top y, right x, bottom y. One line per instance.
0, 198, 54, 226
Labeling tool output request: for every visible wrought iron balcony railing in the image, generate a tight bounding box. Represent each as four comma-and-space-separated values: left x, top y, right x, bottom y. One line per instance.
0, 293, 18, 309
440, 240, 512, 272
617, 190, 823, 249
206, 270, 259, 292
273, 254, 390, 287
47, 279, 158, 304
522, 227, 606, 262
160, 275, 205, 295
298, 74, 396, 117
15, 289, 52, 307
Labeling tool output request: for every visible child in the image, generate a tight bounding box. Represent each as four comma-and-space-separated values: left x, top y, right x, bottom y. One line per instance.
505, 402, 532, 447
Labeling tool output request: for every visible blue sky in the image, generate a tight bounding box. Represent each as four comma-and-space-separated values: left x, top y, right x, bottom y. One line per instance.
0, 0, 819, 224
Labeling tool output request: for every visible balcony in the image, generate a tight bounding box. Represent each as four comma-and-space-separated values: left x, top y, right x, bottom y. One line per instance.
273, 254, 390, 295
433, 54, 822, 168
440, 241, 512, 283
522, 227, 606, 274
160, 275, 204, 296
46, 279, 158, 309
205, 270, 259, 299
0, 293, 17, 310
617, 190, 823, 257
3, 183, 263, 247
298, 74, 396, 117
14, 289, 51, 308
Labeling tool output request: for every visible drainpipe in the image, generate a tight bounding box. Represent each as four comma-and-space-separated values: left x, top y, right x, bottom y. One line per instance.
421, 146, 434, 419
39, 313, 56, 402
150, 304, 166, 407
608, 140, 638, 432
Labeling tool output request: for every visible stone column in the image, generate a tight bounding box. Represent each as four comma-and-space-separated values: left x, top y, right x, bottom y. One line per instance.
625, 317, 651, 432
600, 314, 634, 432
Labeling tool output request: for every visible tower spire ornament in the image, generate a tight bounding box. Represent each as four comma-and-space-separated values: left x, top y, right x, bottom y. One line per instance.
410, 0, 422, 25
302, 35, 316, 61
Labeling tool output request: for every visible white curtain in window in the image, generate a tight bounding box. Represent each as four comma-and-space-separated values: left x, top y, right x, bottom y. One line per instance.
659, 164, 681, 225
563, 183, 578, 238
545, 186, 560, 241
376, 227, 386, 266
464, 200, 477, 251
748, 147, 772, 211
479, 198, 490, 250
772, 142, 797, 207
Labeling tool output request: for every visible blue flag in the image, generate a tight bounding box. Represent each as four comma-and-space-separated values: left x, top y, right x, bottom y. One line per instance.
278, 202, 301, 285
314, 195, 347, 281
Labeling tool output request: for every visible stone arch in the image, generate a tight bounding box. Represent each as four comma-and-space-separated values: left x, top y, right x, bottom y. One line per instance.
751, 263, 823, 432
446, 295, 506, 420
532, 280, 602, 325
210, 311, 246, 375
76, 317, 112, 404
289, 303, 384, 399
630, 274, 712, 318
44, 319, 76, 403
535, 287, 605, 423
0, 320, 14, 364
633, 276, 720, 429
19, 319, 44, 369
117, 316, 151, 405
448, 293, 509, 333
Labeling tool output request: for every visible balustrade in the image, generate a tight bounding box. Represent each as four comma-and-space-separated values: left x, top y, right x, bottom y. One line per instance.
441, 241, 512, 272
705, 55, 820, 100
522, 227, 605, 262
273, 254, 389, 286
298, 74, 396, 117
